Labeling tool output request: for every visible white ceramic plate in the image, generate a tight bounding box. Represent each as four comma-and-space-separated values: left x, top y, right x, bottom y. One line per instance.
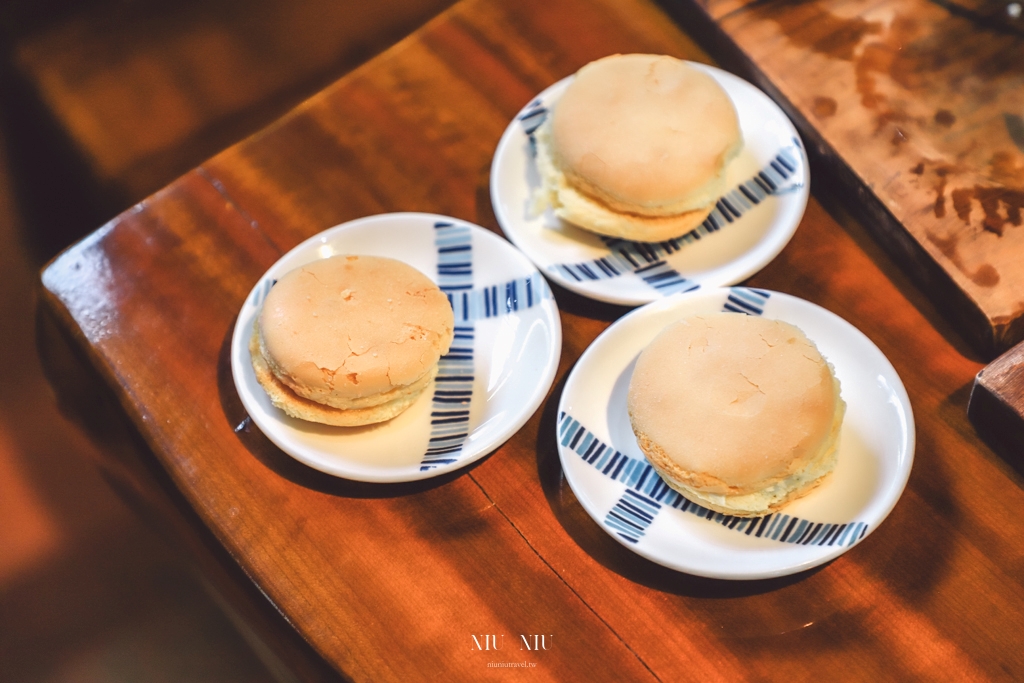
231, 213, 562, 482
490, 62, 810, 306
556, 288, 914, 579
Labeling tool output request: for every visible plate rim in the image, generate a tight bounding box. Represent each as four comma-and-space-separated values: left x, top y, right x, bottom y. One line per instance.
230, 212, 563, 483
489, 60, 811, 307
555, 287, 916, 579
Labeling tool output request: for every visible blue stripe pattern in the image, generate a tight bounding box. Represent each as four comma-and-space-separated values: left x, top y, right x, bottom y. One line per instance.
723, 287, 771, 315
517, 100, 547, 136
555, 239, 700, 296
551, 149, 800, 294
422, 325, 475, 468
421, 221, 552, 471
446, 273, 551, 323
557, 412, 867, 547
250, 278, 277, 307
422, 221, 477, 470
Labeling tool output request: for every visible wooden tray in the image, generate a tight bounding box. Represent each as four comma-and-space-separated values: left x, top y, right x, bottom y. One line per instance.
660, 0, 1024, 357
969, 339, 1024, 469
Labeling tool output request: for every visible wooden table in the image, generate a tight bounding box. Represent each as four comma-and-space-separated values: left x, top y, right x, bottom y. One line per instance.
38, 0, 1024, 679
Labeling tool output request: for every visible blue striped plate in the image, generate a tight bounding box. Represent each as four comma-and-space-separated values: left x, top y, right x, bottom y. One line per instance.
231, 213, 561, 482
490, 61, 810, 307
556, 288, 914, 579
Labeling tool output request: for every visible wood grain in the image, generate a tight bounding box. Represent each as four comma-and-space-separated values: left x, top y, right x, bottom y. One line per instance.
38, 0, 1024, 679
12, 0, 457, 205
660, 0, 1024, 357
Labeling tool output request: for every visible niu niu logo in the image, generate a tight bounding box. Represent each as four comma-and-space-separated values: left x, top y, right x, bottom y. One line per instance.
471, 634, 553, 651
471, 634, 504, 651
520, 634, 551, 651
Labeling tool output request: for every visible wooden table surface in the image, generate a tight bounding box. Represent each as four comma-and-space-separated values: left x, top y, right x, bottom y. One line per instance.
38, 0, 1024, 680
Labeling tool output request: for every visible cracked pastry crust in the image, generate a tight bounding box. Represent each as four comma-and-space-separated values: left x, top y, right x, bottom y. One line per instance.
249, 329, 437, 426
627, 313, 845, 517
251, 254, 454, 426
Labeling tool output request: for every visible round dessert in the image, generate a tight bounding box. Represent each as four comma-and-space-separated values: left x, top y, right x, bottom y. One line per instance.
250, 254, 455, 426
627, 312, 845, 517
534, 54, 742, 242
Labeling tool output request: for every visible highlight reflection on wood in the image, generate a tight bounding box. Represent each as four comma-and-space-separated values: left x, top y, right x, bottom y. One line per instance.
12, 0, 457, 206
37, 0, 1024, 679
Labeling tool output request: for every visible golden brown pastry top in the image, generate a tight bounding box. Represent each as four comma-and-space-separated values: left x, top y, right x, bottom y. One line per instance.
627, 313, 841, 494
257, 255, 454, 407
550, 54, 741, 217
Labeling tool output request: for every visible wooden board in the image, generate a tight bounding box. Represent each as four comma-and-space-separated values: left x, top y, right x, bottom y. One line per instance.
969, 340, 1024, 470
660, 0, 1024, 357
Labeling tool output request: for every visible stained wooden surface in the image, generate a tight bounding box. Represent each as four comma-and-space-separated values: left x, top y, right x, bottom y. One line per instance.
37, 0, 1024, 679
661, 0, 1024, 357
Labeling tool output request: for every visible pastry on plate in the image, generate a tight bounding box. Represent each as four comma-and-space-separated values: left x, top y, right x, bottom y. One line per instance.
535, 54, 742, 242
250, 254, 454, 426
627, 312, 845, 516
